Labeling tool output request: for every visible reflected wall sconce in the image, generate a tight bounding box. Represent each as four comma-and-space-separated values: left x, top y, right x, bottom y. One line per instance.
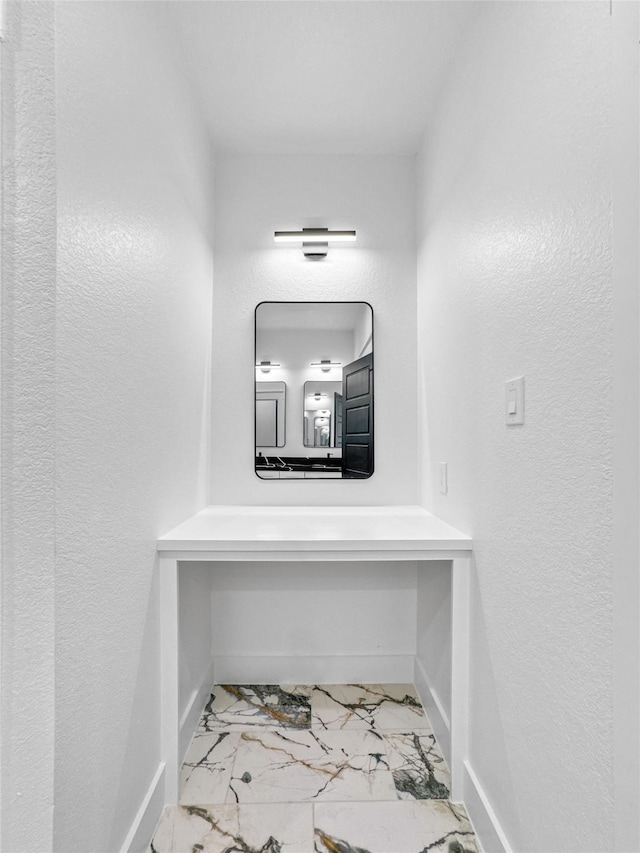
274, 228, 356, 258
256, 360, 281, 374
311, 359, 341, 372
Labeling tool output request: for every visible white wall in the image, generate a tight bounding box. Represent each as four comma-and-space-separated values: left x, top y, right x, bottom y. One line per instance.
1, 4, 56, 851
53, 3, 213, 851
611, 3, 640, 850
207, 561, 417, 686
416, 4, 615, 851
212, 154, 417, 505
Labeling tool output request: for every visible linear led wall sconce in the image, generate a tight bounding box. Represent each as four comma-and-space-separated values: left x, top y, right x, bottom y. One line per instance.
310, 359, 342, 372
255, 360, 281, 373
274, 228, 356, 258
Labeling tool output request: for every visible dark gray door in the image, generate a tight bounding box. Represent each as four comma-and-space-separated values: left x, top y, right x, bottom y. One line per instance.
341, 353, 373, 478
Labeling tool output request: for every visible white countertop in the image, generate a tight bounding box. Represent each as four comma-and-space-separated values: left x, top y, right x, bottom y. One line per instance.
157, 505, 472, 553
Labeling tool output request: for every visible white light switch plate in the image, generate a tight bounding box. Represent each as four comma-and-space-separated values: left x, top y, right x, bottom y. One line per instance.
505, 376, 525, 425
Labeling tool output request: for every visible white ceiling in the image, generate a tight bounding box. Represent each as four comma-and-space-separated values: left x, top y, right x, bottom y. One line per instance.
172, 1, 477, 155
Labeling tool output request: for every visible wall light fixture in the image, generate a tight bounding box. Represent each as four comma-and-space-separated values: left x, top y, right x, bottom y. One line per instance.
274, 228, 356, 258
311, 359, 342, 372
256, 360, 281, 374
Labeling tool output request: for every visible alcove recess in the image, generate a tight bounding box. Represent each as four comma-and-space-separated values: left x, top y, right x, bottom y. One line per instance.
157, 504, 472, 803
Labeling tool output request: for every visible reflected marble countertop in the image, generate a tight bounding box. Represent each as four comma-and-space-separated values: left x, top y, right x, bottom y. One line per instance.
256, 456, 342, 472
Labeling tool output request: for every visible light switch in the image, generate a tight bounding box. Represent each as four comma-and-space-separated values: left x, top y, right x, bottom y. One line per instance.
505, 377, 524, 425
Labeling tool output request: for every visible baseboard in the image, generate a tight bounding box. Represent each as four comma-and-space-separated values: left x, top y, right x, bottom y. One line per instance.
463, 760, 513, 853
413, 656, 451, 767
179, 659, 216, 761
412, 660, 512, 853
119, 761, 165, 853
213, 655, 415, 685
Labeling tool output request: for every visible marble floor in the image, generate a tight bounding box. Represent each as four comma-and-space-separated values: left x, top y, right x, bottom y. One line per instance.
149, 684, 481, 853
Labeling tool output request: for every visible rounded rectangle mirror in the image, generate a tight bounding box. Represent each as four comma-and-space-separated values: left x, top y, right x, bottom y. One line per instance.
255, 301, 374, 480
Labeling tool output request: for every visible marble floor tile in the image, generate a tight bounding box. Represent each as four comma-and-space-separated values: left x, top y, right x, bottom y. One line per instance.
180, 731, 240, 804
313, 800, 480, 853
310, 684, 429, 732
149, 685, 481, 853
227, 728, 398, 803
197, 684, 312, 732
150, 802, 314, 853
383, 731, 451, 800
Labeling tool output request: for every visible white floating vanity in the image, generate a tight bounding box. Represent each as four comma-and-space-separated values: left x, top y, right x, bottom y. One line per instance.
157, 505, 472, 804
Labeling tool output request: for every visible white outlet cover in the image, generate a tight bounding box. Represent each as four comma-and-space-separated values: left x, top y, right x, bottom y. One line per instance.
439, 461, 448, 494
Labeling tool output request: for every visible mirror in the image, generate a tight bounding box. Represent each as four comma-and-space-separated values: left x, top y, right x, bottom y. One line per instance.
303, 381, 342, 448
255, 302, 373, 479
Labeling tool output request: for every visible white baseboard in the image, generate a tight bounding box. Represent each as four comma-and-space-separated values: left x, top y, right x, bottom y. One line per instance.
412, 660, 512, 853
213, 655, 415, 685
463, 760, 513, 853
413, 656, 451, 768
179, 659, 216, 762
119, 761, 165, 853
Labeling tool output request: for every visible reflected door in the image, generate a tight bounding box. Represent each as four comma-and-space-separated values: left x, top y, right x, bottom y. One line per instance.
342, 353, 373, 478
333, 392, 343, 448
256, 399, 278, 446
255, 381, 286, 448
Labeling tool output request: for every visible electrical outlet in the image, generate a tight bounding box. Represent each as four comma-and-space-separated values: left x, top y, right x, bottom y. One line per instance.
439, 462, 448, 495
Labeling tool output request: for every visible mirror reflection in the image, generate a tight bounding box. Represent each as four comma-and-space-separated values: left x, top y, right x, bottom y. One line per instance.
303, 381, 342, 448
255, 381, 286, 447
255, 302, 373, 480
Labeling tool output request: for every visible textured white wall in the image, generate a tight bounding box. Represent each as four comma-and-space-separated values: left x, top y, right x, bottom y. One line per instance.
1, 4, 56, 851
212, 154, 417, 505
611, 3, 640, 850
208, 561, 417, 685
54, 3, 213, 851
416, 4, 614, 851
